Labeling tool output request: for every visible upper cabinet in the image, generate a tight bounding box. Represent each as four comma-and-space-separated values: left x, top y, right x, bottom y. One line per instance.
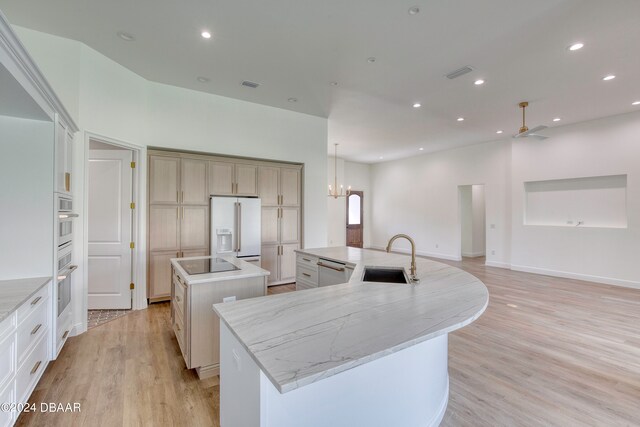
149, 156, 180, 204
54, 116, 74, 195
258, 166, 301, 207
208, 161, 258, 197
181, 158, 208, 205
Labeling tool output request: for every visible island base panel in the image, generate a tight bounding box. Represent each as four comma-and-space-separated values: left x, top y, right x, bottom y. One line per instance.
220, 322, 449, 427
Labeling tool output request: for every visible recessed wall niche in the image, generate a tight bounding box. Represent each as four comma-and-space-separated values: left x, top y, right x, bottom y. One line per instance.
524, 175, 627, 228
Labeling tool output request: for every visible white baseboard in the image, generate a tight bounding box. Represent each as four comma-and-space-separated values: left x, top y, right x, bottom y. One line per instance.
371, 245, 462, 261
462, 251, 485, 258
510, 264, 640, 289
484, 260, 510, 269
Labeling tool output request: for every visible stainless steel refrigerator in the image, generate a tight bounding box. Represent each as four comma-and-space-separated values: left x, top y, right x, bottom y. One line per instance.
210, 196, 261, 264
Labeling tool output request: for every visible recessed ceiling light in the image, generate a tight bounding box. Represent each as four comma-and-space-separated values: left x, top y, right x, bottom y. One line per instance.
413, 103, 421, 108
201, 31, 212, 39
632, 101, 640, 106
379, 156, 384, 160
457, 117, 464, 122
367, 57, 376, 63
553, 117, 561, 122
117, 31, 135, 41
330, 81, 338, 86
408, 6, 420, 15
288, 98, 298, 103
496, 130, 503, 134
196, 76, 210, 83
602, 75, 616, 81
419, 147, 424, 151
568, 43, 584, 51
474, 79, 485, 85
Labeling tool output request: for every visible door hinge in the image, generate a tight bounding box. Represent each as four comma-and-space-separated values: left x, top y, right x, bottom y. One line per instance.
130, 161, 136, 169
130, 202, 135, 209
130, 282, 135, 290
130, 242, 135, 249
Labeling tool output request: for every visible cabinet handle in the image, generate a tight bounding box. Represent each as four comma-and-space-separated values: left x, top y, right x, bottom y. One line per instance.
62, 330, 69, 339
65, 173, 71, 192
176, 324, 181, 331
31, 296, 42, 306
317, 262, 345, 272
175, 295, 181, 302
302, 257, 311, 262
177, 191, 179, 203
181, 191, 184, 203
31, 323, 42, 335
302, 273, 311, 277
30, 360, 42, 375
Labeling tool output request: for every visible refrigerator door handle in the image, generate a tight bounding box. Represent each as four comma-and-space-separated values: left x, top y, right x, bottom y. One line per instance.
237, 202, 242, 252
233, 202, 239, 252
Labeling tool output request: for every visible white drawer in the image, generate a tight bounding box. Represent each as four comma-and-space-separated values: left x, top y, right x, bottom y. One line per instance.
0, 314, 15, 343
296, 264, 318, 285
56, 308, 73, 355
15, 331, 48, 403
0, 380, 14, 427
17, 285, 49, 325
173, 278, 186, 317
16, 298, 49, 365
0, 333, 15, 391
296, 253, 318, 271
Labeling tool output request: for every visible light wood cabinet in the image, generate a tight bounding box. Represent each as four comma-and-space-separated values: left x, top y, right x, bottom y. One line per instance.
181, 158, 208, 205
261, 207, 280, 245
180, 206, 209, 249
149, 156, 180, 204
261, 245, 280, 285
149, 206, 180, 251
280, 207, 300, 243
258, 166, 279, 206
280, 244, 299, 282
149, 251, 177, 301
209, 161, 258, 196
280, 168, 300, 206
261, 243, 299, 285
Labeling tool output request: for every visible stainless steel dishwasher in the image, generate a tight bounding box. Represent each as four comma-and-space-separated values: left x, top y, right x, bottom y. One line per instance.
317, 258, 348, 287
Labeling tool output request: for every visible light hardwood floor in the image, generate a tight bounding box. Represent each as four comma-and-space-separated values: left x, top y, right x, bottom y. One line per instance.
16, 263, 640, 426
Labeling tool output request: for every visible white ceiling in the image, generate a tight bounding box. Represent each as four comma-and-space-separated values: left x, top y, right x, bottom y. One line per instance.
1, 0, 639, 162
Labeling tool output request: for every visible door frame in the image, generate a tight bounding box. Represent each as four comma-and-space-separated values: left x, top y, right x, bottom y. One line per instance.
457, 183, 486, 261
80, 132, 147, 332
346, 190, 364, 248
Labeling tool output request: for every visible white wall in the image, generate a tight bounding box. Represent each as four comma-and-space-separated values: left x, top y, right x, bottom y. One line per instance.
0, 116, 54, 279
14, 26, 329, 331
371, 140, 511, 264
327, 158, 371, 247
510, 112, 640, 287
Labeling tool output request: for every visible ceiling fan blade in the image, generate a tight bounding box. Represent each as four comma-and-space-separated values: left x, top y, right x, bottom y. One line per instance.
528, 134, 549, 140
526, 125, 548, 134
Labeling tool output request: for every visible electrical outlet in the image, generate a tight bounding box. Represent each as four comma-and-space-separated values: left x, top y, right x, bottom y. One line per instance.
223, 296, 236, 303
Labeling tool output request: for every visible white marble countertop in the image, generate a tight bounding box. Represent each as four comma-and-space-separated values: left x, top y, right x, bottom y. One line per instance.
0, 276, 52, 323
214, 247, 489, 393
171, 255, 269, 285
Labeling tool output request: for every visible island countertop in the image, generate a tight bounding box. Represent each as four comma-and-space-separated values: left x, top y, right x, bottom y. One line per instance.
170, 255, 269, 285
0, 276, 52, 323
214, 247, 488, 393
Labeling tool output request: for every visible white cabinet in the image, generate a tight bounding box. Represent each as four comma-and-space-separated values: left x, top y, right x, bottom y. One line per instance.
54, 117, 74, 195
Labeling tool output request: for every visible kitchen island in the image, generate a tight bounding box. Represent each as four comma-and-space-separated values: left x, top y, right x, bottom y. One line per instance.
170, 255, 269, 379
214, 247, 488, 427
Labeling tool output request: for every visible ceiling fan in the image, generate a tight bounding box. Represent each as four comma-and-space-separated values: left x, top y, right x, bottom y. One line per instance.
513, 101, 549, 140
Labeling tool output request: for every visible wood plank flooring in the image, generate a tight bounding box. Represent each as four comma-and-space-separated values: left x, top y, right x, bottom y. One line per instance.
16, 263, 640, 426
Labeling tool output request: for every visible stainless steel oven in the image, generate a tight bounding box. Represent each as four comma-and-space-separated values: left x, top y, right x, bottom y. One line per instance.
57, 242, 76, 317
57, 195, 77, 247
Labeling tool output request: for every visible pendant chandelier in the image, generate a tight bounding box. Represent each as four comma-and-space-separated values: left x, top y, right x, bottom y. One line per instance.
328, 143, 351, 198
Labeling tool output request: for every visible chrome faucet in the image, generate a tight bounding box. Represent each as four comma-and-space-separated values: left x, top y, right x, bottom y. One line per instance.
386, 234, 419, 283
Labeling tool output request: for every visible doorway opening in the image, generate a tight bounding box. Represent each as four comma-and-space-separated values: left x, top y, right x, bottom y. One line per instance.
459, 184, 486, 259
87, 139, 136, 311
346, 191, 363, 248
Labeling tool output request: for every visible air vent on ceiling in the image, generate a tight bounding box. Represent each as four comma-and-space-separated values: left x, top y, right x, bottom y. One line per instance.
241, 80, 260, 88
445, 66, 474, 80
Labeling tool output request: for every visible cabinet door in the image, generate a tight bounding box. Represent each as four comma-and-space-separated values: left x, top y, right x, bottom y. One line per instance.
149, 206, 180, 251
55, 119, 68, 194
261, 245, 279, 284
149, 156, 180, 204
209, 161, 234, 195
65, 131, 73, 193
258, 166, 279, 206
182, 249, 208, 258
235, 164, 258, 196
180, 206, 209, 250
280, 207, 300, 243
280, 243, 299, 283
149, 251, 176, 300
181, 158, 208, 205
280, 168, 300, 206
261, 207, 279, 245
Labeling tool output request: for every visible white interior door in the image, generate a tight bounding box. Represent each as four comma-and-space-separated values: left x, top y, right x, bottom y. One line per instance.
88, 149, 133, 309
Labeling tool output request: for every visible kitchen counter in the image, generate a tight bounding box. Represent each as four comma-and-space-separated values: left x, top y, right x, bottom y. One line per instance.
0, 276, 52, 322
214, 247, 488, 393
170, 255, 269, 285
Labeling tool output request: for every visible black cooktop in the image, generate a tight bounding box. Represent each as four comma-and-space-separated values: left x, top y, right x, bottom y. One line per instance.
178, 258, 240, 275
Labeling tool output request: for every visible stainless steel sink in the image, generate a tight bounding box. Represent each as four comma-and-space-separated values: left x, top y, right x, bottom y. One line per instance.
362, 267, 409, 284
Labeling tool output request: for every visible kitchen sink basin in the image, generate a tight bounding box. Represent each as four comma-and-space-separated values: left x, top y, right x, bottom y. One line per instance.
362, 267, 409, 284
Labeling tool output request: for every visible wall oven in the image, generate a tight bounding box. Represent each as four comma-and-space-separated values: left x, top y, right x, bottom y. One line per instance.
57, 242, 76, 316
57, 195, 77, 247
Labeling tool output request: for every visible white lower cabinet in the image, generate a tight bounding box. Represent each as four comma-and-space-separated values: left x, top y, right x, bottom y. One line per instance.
0, 281, 52, 426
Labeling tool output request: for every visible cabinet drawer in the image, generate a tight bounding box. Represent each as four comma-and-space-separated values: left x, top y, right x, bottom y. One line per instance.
173, 308, 187, 362
56, 309, 73, 354
296, 253, 318, 271
295, 277, 317, 291
296, 264, 318, 285
0, 333, 15, 391
16, 298, 49, 365
0, 381, 14, 427
0, 313, 15, 343
15, 332, 48, 403
173, 278, 186, 317
17, 285, 49, 325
